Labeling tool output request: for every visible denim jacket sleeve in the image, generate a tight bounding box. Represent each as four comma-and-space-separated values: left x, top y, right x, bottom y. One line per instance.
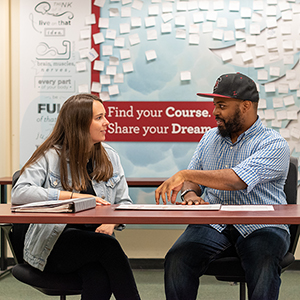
11, 148, 62, 205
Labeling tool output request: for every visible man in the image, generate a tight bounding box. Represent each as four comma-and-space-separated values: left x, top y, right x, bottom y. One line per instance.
155, 73, 290, 300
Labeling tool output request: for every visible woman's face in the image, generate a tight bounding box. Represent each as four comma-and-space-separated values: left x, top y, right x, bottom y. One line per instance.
89, 100, 109, 145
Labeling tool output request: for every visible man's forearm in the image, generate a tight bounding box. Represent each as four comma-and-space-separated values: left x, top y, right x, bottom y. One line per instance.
181, 169, 247, 191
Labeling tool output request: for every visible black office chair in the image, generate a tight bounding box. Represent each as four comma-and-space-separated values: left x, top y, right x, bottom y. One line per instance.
204, 156, 300, 300
10, 170, 83, 300
0, 171, 20, 276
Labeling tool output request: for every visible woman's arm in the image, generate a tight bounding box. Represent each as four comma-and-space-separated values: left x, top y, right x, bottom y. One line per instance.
59, 191, 110, 205
11, 154, 58, 205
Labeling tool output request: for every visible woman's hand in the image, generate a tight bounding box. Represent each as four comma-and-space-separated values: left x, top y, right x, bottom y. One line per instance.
95, 197, 111, 206
95, 224, 116, 235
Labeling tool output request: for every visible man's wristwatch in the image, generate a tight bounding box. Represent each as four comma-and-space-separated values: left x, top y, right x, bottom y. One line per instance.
181, 189, 197, 201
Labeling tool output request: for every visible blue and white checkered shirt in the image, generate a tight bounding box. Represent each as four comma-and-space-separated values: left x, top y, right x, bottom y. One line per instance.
188, 117, 290, 237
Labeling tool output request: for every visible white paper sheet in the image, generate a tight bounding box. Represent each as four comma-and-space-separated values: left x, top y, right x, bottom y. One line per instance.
116, 204, 221, 210
221, 205, 274, 211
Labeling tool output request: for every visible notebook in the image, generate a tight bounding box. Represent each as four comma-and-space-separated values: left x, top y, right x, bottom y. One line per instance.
11, 197, 96, 213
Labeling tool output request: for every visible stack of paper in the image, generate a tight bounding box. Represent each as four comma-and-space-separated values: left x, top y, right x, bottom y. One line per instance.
115, 204, 221, 210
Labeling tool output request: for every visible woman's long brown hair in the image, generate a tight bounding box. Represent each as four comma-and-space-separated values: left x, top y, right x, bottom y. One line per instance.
21, 94, 113, 191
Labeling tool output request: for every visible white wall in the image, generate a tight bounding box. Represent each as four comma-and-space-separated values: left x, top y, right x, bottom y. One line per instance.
0, 0, 12, 178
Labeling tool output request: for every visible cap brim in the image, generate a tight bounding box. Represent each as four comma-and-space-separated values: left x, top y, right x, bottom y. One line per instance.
197, 93, 232, 99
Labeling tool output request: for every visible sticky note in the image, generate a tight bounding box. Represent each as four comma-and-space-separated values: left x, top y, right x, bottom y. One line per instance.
87, 48, 99, 62
91, 82, 102, 93
123, 61, 134, 73
181, 71, 191, 81
98, 18, 109, 28
145, 50, 157, 61
108, 84, 119, 96
120, 23, 130, 34
94, 60, 104, 71
76, 61, 87, 72
93, 32, 105, 44
78, 84, 89, 93
129, 33, 140, 45
106, 65, 117, 76
100, 92, 110, 101
114, 37, 125, 47
147, 29, 158, 40
102, 45, 113, 56
85, 14, 96, 25
114, 73, 124, 84
109, 56, 119, 66
132, 0, 143, 11
100, 75, 111, 85
120, 49, 131, 60
106, 29, 117, 40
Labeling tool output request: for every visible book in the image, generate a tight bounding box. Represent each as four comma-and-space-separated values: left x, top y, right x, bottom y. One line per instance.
11, 197, 96, 213
115, 204, 221, 211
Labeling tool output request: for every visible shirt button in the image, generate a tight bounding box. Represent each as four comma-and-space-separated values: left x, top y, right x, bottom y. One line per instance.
225, 165, 228, 168
101, 195, 105, 199
230, 146, 233, 149
53, 180, 58, 186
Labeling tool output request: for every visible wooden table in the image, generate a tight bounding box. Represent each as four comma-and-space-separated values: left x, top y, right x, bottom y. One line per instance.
1, 203, 299, 277
1, 204, 300, 225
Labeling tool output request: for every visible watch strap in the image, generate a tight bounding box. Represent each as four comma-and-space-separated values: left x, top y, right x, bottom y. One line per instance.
181, 189, 197, 201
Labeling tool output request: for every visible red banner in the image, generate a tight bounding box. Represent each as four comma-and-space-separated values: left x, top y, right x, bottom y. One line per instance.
104, 101, 216, 142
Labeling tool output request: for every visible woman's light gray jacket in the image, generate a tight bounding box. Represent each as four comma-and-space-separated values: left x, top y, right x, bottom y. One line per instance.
11, 143, 132, 271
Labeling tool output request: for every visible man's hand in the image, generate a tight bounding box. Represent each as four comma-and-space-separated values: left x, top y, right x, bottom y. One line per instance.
179, 194, 209, 205
155, 171, 186, 204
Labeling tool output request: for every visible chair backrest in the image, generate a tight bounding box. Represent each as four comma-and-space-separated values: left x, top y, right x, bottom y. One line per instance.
10, 170, 30, 263
12, 170, 21, 188
284, 157, 299, 254
284, 157, 298, 205
10, 170, 82, 300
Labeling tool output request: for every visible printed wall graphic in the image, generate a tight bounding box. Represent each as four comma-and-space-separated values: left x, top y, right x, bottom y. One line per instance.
36, 40, 71, 60
20, 0, 91, 166
20, 1, 300, 199
105, 101, 215, 142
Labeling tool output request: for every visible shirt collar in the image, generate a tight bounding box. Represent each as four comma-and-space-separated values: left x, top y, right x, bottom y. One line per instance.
223, 116, 262, 145
243, 116, 262, 138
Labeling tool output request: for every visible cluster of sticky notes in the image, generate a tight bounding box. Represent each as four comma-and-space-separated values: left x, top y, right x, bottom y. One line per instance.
76, 1, 300, 105
77, 0, 168, 98
208, 1, 300, 72
257, 93, 300, 142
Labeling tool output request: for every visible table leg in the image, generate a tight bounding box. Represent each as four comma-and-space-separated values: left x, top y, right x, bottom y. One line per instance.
0, 185, 10, 277
1, 184, 7, 204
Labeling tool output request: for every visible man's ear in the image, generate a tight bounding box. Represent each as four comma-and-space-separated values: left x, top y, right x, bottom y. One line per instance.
241, 100, 252, 113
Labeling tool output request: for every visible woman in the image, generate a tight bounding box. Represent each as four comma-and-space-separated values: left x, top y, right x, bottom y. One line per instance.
11, 93, 141, 300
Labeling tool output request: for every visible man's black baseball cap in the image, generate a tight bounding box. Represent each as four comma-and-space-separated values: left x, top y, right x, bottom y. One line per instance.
197, 73, 259, 102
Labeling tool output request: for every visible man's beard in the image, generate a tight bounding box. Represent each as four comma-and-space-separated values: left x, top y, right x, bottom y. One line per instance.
217, 108, 244, 138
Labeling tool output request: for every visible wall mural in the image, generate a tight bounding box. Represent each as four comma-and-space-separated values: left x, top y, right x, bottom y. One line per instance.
20, 0, 300, 208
